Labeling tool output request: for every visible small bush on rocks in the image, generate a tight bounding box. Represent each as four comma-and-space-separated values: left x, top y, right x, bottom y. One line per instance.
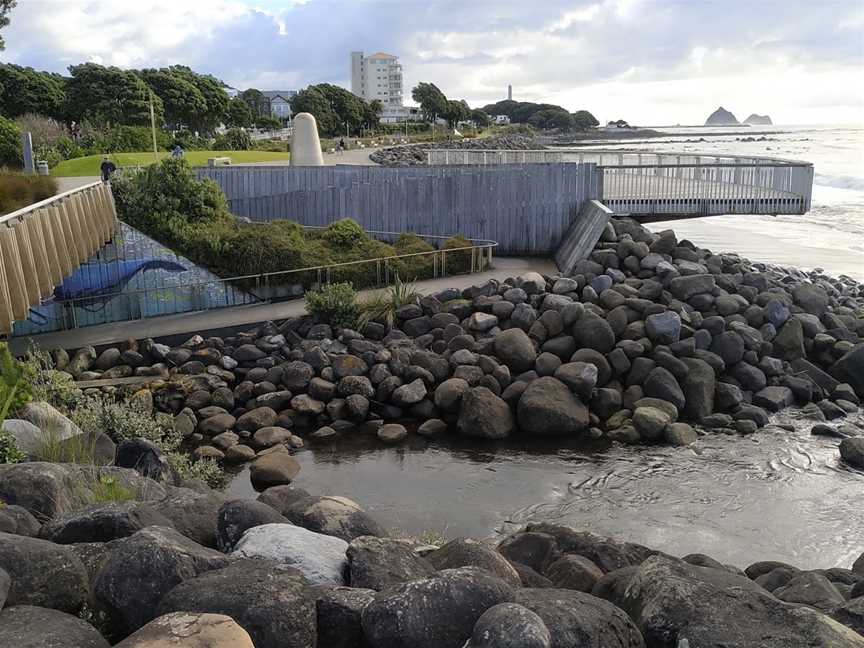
0, 342, 32, 422
306, 282, 361, 330
0, 427, 24, 464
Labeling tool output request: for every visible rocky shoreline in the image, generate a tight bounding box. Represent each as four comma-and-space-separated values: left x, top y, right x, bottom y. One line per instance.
2, 463, 864, 647
2, 215, 864, 645
370, 134, 539, 166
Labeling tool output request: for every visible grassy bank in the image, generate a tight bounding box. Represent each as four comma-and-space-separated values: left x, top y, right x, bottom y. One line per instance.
0, 173, 58, 215
52, 150, 291, 177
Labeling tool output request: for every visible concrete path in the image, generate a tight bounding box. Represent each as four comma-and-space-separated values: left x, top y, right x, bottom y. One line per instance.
11, 256, 557, 353
54, 176, 100, 193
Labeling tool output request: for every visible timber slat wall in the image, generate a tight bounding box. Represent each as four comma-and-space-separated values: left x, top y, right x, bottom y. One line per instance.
197, 164, 600, 256
554, 200, 614, 275
0, 182, 117, 336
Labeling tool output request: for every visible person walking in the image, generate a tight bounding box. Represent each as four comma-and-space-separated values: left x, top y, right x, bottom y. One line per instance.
171, 144, 185, 158
100, 156, 117, 182
338, 137, 346, 155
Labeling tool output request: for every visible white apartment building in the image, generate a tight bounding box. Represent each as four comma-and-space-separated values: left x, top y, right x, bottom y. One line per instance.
350, 51, 403, 106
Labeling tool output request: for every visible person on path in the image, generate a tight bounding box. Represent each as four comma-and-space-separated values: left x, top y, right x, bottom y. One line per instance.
171, 145, 185, 158
339, 138, 346, 155
100, 156, 117, 182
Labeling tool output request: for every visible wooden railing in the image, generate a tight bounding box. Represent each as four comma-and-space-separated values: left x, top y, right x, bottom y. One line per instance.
0, 181, 116, 336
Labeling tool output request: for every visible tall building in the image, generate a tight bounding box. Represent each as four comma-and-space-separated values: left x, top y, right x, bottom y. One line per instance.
350, 51, 403, 106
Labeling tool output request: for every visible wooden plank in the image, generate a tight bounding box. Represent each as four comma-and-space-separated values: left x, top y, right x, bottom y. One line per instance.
11, 219, 40, 307
37, 205, 63, 286
0, 226, 29, 320
23, 213, 53, 298
48, 205, 74, 276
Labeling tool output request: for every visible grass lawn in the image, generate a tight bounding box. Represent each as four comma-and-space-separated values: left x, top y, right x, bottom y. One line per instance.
52, 150, 291, 177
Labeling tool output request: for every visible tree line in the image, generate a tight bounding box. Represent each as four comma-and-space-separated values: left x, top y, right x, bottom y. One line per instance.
480, 99, 598, 132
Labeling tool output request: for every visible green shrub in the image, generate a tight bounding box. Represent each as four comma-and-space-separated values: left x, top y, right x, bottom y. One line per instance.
360, 273, 420, 330
0, 116, 21, 167
324, 218, 366, 248
79, 124, 171, 155
443, 235, 475, 274
171, 131, 211, 151
0, 173, 58, 215
70, 393, 164, 445
0, 342, 32, 422
213, 128, 252, 151
0, 428, 24, 464
392, 233, 435, 280
88, 474, 134, 503
306, 282, 361, 329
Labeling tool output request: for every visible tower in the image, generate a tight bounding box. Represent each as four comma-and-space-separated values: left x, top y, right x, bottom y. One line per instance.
508, 85, 512, 101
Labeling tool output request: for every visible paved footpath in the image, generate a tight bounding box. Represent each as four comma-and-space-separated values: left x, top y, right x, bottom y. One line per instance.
11, 256, 557, 353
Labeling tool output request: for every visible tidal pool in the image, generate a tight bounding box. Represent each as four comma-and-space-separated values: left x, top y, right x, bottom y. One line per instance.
227, 409, 864, 570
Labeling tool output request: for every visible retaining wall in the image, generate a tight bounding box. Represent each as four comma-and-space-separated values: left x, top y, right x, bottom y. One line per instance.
197, 164, 600, 256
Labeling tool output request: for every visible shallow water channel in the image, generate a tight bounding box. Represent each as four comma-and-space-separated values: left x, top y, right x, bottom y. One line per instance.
227, 409, 864, 570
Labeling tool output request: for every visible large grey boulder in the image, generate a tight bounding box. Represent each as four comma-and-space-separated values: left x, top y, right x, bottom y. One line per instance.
158, 559, 316, 648
467, 603, 552, 648
426, 538, 522, 588
513, 588, 645, 648
18, 401, 83, 445
0, 532, 89, 613
554, 362, 598, 400
361, 566, 515, 648
833, 344, 864, 398
645, 311, 682, 345
572, 312, 616, 353
840, 437, 864, 469
0, 503, 40, 536
518, 377, 589, 436
669, 274, 716, 301
94, 526, 230, 634
249, 446, 302, 490
0, 565, 8, 608
115, 437, 178, 484
232, 523, 348, 585
115, 611, 255, 648
458, 387, 515, 439
793, 283, 829, 316
434, 378, 471, 412
494, 328, 537, 374
1, 419, 43, 457
643, 367, 686, 411
150, 487, 225, 548
773, 571, 845, 611
38, 501, 174, 544
623, 555, 864, 647
681, 358, 715, 420
0, 605, 110, 648
275, 494, 387, 542
347, 536, 436, 591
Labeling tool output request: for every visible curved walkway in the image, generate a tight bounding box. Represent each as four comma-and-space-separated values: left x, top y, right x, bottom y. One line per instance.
10, 256, 556, 353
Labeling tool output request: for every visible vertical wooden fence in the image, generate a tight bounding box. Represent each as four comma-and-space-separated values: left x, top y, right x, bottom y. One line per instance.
0, 182, 116, 336
197, 164, 600, 256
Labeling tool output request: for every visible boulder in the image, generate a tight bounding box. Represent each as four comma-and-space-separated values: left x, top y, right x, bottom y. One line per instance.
554, 362, 598, 400
315, 585, 377, 648
94, 526, 230, 634
544, 554, 604, 592
681, 358, 715, 420
572, 312, 616, 353
361, 567, 515, 648
392, 378, 427, 406
18, 401, 83, 445
250, 446, 301, 489
517, 377, 589, 436
279, 494, 386, 542
150, 487, 224, 548
497, 532, 561, 574
793, 283, 829, 316
434, 378, 471, 412
115, 612, 255, 648
645, 311, 682, 345
236, 406, 278, 432
643, 367, 685, 411
513, 588, 645, 648
0, 503, 41, 537
158, 559, 316, 648
494, 328, 538, 374
833, 344, 864, 398
115, 438, 178, 484
458, 387, 515, 439
426, 538, 522, 588
753, 386, 794, 412
0, 605, 110, 648
38, 501, 174, 544
466, 603, 552, 648
773, 571, 845, 611
347, 536, 436, 590
774, 318, 806, 361
623, 555, 864, 647
840, 438, 864, 469
232, 523, 348, 585
378, 423, 408, 444
216, 499, 289, 552
669, 274, 716, 301
0, 532, 89, 612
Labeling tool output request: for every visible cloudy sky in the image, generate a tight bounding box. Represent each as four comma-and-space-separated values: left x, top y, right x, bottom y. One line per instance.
2, 0, 862, 125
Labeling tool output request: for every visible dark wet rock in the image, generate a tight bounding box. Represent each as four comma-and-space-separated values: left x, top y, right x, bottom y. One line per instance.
378, 423, 408, 444
38, 501, 174, 544
159, 559, 316, 648
494, 328, 537, 374
544, 554, 604, 592
151, 487, 225, 548
840, 437, 864, 468
458, 387, 515, 439
590, 566, 639, 608
347, 536, 436, 591
623, 555, 862, 647
498, 532, 561, 574
643, 367, 685, 410
511, 562, 556, 588
115, 438, 179, 485
250, 446, 301, 489
0, 532, 89, 613
753, 386, 794, 412
517, 377, 589, 436
314, 585, 376, 648
572, 311, 616, 353
278, 494, 387, 542
833, 344, 864, 398
513, 588, 645, 648
94, 526, 230, 634
773, 571, 845, 611
0, 605, 110, 648
0, 504, 41, 536
361, 567, 515, 648
466, 602, 552, 648
681, 358, 715, 420
427, 538, 521, 588
216, 499, 289, 552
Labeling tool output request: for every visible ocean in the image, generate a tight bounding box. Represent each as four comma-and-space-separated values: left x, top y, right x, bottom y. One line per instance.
574, 125, 864, 281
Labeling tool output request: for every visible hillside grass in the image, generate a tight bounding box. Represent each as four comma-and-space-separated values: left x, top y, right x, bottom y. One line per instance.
52, 150, 291, 177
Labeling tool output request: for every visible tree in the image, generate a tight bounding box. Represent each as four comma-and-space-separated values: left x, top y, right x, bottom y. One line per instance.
138, 67, 206, 129
362, 99, 383, 130
0, 114, 20, 165
443, 99, 470, 128
255, 116, 282, 130
0, 64, 66, 120
226, 97, 255, 128
291, 86, 337, 135
240, 88, 267, 117
291, 83, 374, 137
572, 110, 599, 130
0, 0, 15, 51
163, 66, 229, 134
411, 82, 448, 122
528, 108, 574, 131
471, 109, 490, 128
66, 63, 163, 126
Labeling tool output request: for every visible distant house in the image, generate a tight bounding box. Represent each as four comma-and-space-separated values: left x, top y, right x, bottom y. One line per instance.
224, 86, 239, 99
261, 90, 298, 120
491, 115, 511, 125
379, 105, 423, 124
